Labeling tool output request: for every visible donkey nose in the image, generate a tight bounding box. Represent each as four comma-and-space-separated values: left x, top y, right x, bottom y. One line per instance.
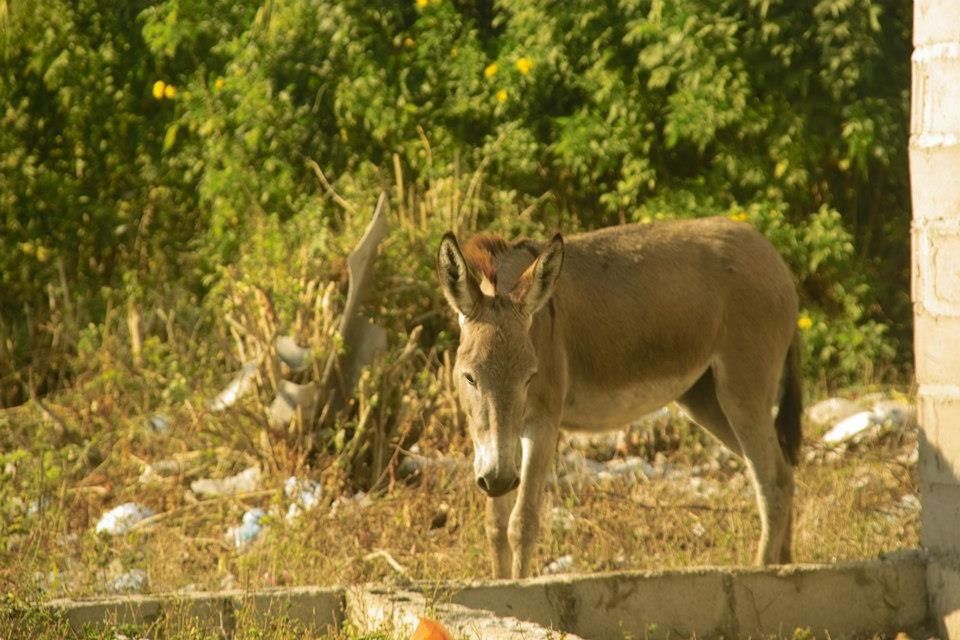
476, 473, 520, 497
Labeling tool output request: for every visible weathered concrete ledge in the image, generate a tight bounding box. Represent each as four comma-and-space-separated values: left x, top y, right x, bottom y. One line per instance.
442, 551, 930, 639
347, 585, 584, 639
45, 552, 930, 638
46, 586, 345, 636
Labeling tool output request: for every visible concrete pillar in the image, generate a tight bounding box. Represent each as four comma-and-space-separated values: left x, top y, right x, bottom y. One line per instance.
911, 1, 960, 636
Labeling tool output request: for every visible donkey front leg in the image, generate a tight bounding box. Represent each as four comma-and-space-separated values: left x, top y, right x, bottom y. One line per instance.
485, 492, 515, 579
508, 427, 559, 578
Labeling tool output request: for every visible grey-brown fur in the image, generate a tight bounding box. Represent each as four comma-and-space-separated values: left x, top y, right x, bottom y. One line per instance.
438, 218, 802, 578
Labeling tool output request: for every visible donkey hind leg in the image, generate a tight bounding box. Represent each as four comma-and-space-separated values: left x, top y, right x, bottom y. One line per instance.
485, 492, 515, 578
509, 425, 559, 578
677, 368, 742, 456
713, 362, 795, 566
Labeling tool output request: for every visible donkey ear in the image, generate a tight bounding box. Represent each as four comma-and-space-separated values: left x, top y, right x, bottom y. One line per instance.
437, 232, 481, 318
513, 233, 564, 316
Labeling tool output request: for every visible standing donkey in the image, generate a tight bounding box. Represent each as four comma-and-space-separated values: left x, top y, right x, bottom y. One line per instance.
437, 218, 802, 579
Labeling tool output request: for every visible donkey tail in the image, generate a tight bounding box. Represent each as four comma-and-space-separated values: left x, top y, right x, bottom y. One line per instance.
775, 335, 803, 466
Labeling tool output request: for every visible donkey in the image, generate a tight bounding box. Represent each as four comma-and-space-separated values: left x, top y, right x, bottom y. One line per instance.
437, 217, 802, 579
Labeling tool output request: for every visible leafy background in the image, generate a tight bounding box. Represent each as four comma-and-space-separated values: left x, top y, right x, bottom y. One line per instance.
1, 0, 912, 406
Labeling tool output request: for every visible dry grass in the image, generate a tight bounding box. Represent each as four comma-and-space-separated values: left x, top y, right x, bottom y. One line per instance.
0, 385, 919, 617
0, 173, 919, 638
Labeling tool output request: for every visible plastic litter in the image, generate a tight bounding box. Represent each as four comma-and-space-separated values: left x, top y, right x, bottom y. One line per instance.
147, 414, 170, 433
108, 569, 149, 593
822, 411, 877, 443
872, 400, 917, 429
284, 476, 323, 520
276, 335, 312, 372
95, 503, 155, 535
542, 554, 575, 575
209, 361, 258, 411
227, 508, 267, 549
411, 617, 454, 640
807, 397, 861, 427
191, 466, 260, 498
267, 381, 318, 427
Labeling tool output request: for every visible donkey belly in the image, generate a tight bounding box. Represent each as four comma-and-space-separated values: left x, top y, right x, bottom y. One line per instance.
561, 371, 703, 433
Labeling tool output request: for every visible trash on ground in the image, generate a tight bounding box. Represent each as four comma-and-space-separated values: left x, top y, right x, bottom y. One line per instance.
411, 616, 454, 640
276, 335, 312, 372
822, 411, 877, 444
542, 554, 575, 575
807, 397, 862, 427
897, 494, 921, 513
551, 506, 576, 534
108, 569, 149, 594
227, 508, 267, 550
822, 398, 917, 445
284, 476, 323, 520
267, 381, 318, 427
95, 503, 155, 535
147, 414, 170, 434
208, 361, 258, 411
872, 400, 917, 429
191, 466, 261, 498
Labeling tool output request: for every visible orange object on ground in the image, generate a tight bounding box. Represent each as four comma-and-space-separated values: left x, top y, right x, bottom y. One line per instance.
411, 616, 453, 640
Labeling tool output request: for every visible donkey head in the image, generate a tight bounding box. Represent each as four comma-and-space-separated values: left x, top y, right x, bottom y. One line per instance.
437, 232, 564, 497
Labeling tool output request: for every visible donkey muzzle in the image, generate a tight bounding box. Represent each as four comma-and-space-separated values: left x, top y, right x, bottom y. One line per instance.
476, 472, 520, 497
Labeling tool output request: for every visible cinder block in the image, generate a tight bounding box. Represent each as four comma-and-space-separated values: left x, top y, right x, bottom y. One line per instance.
54, 595, 166, 631
241, 587, 344, 633
731, 560, 928, 637
911, 55, 960, 136
914, 312, 960, 382
909, 147, 960, 224
347, 585, 581, 640
914, 0, 960, 47
913, 223, 960, 316
448, 570, 732, 639
921, 482, 960, 555
918, 390, 960, 486
928, 562, 960, 638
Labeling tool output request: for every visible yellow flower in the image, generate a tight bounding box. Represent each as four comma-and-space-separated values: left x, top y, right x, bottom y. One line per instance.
797, 315, 813, 331
164, 84, 177, 99
484, 62, 498, 79
728, 211, 748, 222
496, 88, 508, 103
515, 57, 533, 75
416, 0, 428, 7
152, 80, 166, 100
403, 37, 415, 48
214, 77, 225, 92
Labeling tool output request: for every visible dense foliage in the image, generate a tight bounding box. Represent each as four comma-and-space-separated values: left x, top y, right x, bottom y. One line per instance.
1, 0, 912, 407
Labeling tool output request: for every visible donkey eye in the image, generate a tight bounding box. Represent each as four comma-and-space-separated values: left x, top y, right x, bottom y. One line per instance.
464, 372, 477, 387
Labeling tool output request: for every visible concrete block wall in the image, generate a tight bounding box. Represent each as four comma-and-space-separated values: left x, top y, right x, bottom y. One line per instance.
446, 556, 928, 639
911, 0, 960, 637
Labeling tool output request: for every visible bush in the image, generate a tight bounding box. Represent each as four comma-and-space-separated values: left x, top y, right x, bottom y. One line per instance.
1, 0, 912, 409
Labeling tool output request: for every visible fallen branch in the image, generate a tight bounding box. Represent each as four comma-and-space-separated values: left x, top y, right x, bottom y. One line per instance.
363, 549, 409, 578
